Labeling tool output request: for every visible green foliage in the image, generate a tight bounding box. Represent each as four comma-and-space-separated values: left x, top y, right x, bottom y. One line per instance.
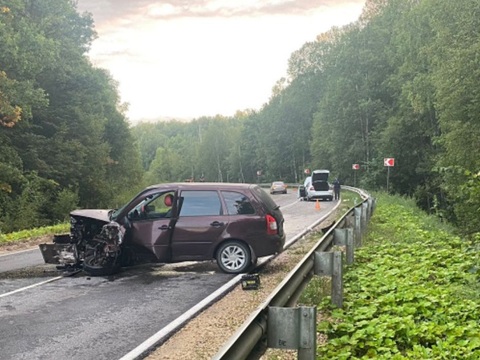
0, 0, 142, 231
0, 223, 69, 244
1, 0, 479, 237
315, 193, 480, 358
50, 188, 79, 223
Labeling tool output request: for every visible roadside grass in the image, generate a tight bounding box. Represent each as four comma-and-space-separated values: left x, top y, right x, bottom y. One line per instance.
300, 192, 480, 359
296, 190, 363, 305
338, 190, 362, 213
0, 223, 69, 245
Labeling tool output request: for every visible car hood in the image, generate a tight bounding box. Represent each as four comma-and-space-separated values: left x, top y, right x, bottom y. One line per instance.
70, 209, 111, 222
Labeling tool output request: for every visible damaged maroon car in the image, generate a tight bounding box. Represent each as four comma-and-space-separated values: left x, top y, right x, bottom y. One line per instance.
39, 183, 286, 276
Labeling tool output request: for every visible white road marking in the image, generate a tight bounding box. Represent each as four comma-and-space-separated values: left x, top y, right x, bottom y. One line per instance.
0, 276, 63, 299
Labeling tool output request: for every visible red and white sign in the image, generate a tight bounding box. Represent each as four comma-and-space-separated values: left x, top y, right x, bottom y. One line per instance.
352, 164, 360, 170
304, 168, 310, 175
384, 158, 395, 167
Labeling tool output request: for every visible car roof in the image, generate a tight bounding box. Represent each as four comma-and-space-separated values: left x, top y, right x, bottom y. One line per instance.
312, 169, 330, 174
145, 182, 255, 192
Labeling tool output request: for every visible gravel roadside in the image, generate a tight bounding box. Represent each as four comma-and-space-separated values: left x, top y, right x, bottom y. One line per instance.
145, 216, 336, 360
0, 214, 337, 360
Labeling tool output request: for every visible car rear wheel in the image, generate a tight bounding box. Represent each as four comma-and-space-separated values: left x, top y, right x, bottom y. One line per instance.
216, 241, 252, 274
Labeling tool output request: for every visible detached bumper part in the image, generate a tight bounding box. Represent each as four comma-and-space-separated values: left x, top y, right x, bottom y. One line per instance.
39, 243, 78, 265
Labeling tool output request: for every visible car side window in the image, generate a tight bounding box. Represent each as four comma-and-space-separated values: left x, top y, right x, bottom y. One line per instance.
179, 190, 222, 217
128, 191, 174, 220
143, 192, 174, 219
222, 191, 255, 215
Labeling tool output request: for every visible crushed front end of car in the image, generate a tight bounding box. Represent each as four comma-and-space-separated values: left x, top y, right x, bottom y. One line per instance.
38, 233, 80, 270
38, 209, 124, 275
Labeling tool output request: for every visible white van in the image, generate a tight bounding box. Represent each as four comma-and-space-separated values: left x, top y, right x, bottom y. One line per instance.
300, 169, 333, 201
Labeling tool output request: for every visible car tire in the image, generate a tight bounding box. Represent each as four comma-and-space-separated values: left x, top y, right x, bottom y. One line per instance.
83, 253, 121, 276
216, 240, 252, 274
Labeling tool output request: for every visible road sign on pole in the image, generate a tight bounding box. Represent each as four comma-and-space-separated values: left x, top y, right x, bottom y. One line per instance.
352, 164, 360, 187
304, 168, 310, 175
384, 158, 395, 167
383, 158, 394, 192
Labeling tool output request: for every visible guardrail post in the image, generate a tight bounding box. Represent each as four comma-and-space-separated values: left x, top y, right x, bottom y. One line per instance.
345, 211, 355, 229
314, 251, 343, 308
367, 198, 374, 220
267, 306, 316, 360
354, 207, 362, 247
361, 202, 368, 231
334, 228, 354, 265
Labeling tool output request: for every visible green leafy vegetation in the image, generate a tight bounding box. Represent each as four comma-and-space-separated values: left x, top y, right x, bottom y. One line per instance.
310, 193, 480, 358
339, 191, 363, 213
0, 1, 143, 233
128, 0, 479, 237
0, 223, 69, 244
1, 0, 479, 240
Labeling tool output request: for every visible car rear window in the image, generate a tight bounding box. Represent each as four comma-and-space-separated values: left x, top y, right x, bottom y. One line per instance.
221, 191, 255, 215
251, 185, 279, 211
179, 190, 222, 216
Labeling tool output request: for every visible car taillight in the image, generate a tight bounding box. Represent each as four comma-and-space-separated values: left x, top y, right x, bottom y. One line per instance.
266, 214, 278, 235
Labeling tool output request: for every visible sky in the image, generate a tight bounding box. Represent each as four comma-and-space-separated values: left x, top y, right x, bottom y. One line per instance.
75, 0, 366, 124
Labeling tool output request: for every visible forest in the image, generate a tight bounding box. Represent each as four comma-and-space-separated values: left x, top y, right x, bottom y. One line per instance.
0, 0, 479, 237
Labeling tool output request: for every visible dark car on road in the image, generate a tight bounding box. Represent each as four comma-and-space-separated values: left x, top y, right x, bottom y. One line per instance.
40, 183, 286, 275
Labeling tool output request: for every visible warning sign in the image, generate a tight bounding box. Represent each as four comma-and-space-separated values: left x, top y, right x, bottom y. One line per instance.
384, 158, 395, 167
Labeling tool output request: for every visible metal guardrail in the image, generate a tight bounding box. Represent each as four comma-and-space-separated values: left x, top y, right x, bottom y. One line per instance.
213, 187, 375, 360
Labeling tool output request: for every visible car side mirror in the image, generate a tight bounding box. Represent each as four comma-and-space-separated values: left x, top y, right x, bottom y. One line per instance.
128, 209, 141, 220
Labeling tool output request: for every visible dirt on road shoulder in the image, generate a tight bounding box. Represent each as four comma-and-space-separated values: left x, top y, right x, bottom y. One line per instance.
0, 235, 52, 255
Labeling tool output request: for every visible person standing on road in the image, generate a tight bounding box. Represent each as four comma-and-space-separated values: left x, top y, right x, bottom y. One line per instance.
333, 178, 341, 200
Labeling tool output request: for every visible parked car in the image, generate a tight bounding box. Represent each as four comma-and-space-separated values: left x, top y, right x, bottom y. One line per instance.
300, 169, 333, 201
270, 181, 287, 194
39, 183, 286, 276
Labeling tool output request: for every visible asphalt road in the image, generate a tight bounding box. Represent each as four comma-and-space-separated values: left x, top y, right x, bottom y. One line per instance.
0, 249, 45, 273
0, 192, 337, 360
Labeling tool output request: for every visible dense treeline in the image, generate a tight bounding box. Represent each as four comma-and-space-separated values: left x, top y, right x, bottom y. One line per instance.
1, 0, 479, 237
133, 0, 479, 236
0, 1, 142, 232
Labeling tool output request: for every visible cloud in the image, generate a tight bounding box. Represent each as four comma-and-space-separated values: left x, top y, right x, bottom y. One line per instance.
77, 0, 365, 24
75, 0, 365, 122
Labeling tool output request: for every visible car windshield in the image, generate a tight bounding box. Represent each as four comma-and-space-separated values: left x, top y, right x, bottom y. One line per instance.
109, 189, 147, 220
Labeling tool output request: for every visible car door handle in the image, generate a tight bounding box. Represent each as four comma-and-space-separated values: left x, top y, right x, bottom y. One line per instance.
158, 225, 170, 230
210, 221, 224, 227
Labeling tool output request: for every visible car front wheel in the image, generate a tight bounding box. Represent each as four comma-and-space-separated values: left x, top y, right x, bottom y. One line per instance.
216, 241, 252, 274
83, 253, 121, 276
